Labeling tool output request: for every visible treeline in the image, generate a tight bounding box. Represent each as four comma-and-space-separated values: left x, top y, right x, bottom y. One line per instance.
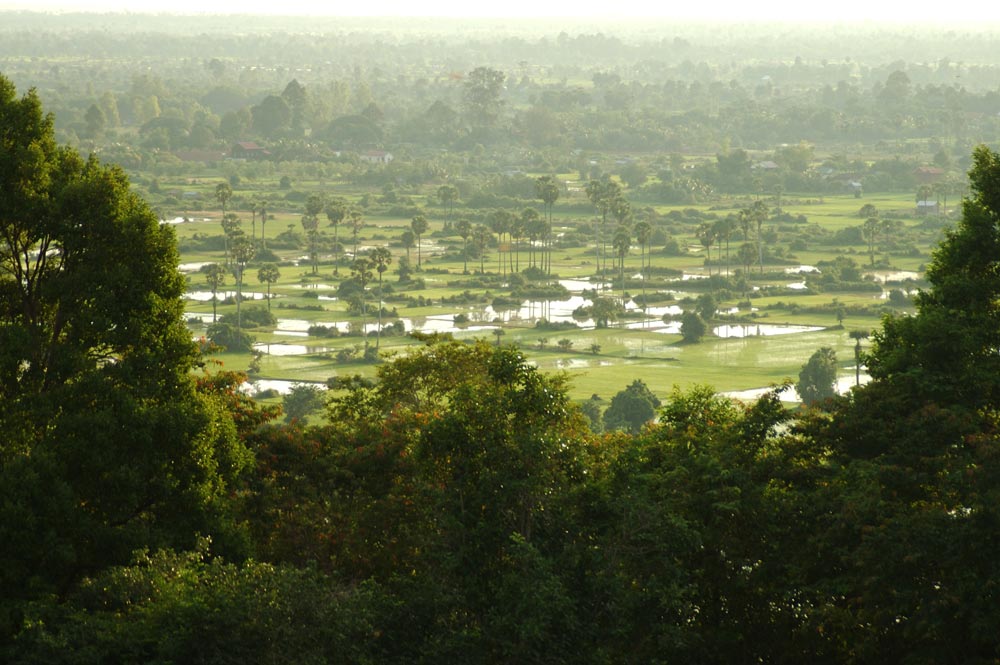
3, 15, 1000, 171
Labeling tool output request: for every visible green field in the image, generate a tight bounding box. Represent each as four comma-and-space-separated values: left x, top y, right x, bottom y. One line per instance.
172, 181, 938, 404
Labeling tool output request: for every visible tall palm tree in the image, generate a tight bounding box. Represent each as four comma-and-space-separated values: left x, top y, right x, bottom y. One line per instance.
698, 222, 716, 277
473, 224, 491, 274
488, 210, 510, 276
258, 200, 269, 248
411, 213, 429, 271
325, 197, 348, 275
257, 263, 280, 312
230, 232, 256, 331
349, 209, 364, 260
351, 256, 374, 351
613, 226, 631, 302
369, 247, 392, 350
215, 181, 232, 220
221, 213, 241, 267
201, 263, 226, 323
455, 218, 472, 274
850, 329, 870, 386
750, 199, 769, 274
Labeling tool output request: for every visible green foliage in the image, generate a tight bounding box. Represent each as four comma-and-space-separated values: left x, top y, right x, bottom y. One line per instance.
603, 379, 661, 433
680, 310, 708, 343
0, 75, 251, 621
206, 322, 254, 352
282, 384, 326, 424
219, 304, 276, 329
870, 145, 1000, 410
797, 347, 838, 406
5, 543, 381, 664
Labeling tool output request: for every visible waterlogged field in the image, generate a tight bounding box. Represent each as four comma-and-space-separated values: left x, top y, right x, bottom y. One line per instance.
175, 189, 938, 403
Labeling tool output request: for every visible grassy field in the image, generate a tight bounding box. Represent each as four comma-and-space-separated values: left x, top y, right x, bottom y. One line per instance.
170, 180, 942, 404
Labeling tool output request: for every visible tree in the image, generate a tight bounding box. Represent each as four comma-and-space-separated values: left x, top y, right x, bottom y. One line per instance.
737, 242, 756, 298
283, 384, 326, 424
0, 75, 251, 613
869, 145, 1000, 409
251, 94, 291, 138
350, 256, 374, 351
258, 200, 269, 249
455, 218, 472, 274
463, 66, 505, 134
858, 203, 878, 218
348, 209, 364, 259
230, 232, 256, 330
257, 263, 281, 312
634, 220, 652, 276
863, 216, 880, 267
436, 184, 459, 219
325, 197, 348, 275
603, 379, 661, 433
714, 215, 737, 277
849, 329, 870, 386
585, 179, 622, 281
680, 310, 708, 343
301, 199, 322, 276
749, 199, 769, 273
535, 176, 560, 274
612, 225, 630, 300
590, 296, 621, 328
411, 213, 429, 270
369, 246, 392, 350
220, 212, 241, 266
399, 228, 415, 265
797, 347, 838, 406
215, 181, 233, 220
698, 222, 716, 277
488, 209, 512, 276
473, 224, 491, 274
201, 262, 227, 322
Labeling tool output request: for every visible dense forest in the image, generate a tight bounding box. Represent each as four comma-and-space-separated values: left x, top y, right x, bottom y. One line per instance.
4, 53, 1000, 662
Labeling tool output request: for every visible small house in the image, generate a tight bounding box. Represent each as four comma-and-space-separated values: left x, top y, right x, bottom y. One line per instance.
360, 150, 394, 165
231, 141, 271, 160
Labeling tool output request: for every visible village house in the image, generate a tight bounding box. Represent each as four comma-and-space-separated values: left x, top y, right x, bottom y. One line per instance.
360, 150, 394, 165
230, 141, 271, 160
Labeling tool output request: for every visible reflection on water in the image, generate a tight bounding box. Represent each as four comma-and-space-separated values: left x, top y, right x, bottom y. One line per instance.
722, 373, 870, 402
713, 323, 824, 338
186, 290, 266, 301
558, 279, 610, 291
276, 319, 350, 333
868, 269, 920, 283
242, 379, 327, 395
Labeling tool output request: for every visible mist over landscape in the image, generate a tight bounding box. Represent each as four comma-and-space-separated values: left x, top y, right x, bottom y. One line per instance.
3, 8, 1000, 662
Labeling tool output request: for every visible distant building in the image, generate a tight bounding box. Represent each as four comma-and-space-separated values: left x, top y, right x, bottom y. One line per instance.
360, 150, 394, 165
916, 199, 939, 215
173, 149, 227, 162
752, 160, 779, 171
914, 166, 945, 184
231, 141, 271, 160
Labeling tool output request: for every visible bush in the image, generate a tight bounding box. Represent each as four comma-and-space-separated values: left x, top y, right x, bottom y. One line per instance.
206, 323, 254, 352
219, 305, 276, 329
308, 325, 340, 338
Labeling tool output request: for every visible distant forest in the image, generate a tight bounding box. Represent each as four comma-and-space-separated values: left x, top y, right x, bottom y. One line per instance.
2, 13, 999, 178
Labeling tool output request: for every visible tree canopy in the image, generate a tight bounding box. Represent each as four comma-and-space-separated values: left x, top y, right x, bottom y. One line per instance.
0, 74, 252, 617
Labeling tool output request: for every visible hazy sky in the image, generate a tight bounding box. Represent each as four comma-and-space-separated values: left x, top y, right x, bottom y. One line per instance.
0, 0, 996, 23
